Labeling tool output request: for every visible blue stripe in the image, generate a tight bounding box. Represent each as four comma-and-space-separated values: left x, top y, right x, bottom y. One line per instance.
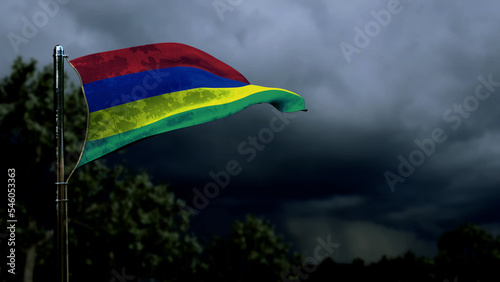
83, 66, 249, 113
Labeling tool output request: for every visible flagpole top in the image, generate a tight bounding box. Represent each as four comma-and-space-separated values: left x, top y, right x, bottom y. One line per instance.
54, 45, 64, 57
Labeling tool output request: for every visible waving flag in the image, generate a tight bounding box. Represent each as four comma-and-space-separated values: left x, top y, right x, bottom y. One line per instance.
69, 43, 306, 167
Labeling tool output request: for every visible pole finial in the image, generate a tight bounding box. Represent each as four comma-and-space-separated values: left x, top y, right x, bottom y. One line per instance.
54, 45, 64, 57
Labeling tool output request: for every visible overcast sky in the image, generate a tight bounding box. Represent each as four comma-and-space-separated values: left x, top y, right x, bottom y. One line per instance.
2, 0, 500, 264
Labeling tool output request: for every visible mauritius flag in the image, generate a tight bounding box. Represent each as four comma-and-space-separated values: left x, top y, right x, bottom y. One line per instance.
69, 43, 306, 167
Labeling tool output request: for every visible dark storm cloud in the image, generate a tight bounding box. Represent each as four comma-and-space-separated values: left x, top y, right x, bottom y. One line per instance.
2, 0, 500, 264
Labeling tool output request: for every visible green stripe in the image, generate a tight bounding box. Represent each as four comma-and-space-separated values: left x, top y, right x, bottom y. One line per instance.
78, 89, 305, 166
87, 85, 302, 141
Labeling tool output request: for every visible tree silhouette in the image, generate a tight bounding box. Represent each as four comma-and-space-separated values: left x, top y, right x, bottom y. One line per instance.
436, 223, 500, 281
197, 215, 301, 282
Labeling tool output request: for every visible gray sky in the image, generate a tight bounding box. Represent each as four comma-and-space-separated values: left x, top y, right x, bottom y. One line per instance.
2, 0, 500, 264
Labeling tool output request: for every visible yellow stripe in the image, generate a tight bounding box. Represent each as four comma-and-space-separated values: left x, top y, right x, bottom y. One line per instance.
88, 85, 299, 141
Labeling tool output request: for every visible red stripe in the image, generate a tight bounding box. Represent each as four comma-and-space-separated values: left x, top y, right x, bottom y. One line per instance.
70, 42, 250, 85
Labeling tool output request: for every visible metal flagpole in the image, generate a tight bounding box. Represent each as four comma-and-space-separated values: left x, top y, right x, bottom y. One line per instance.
54, 44, 69, 282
